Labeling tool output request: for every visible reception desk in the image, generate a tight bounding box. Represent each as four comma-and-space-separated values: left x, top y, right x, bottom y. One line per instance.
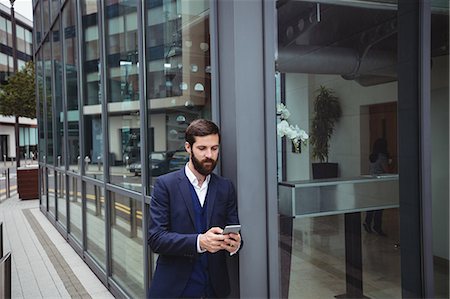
278, 175, 399, 298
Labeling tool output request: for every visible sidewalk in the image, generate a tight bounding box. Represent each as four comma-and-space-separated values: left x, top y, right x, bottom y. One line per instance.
0, 194, 114, 298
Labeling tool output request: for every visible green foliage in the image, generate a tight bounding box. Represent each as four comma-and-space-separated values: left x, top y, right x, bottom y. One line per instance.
0, 61, 36, 118
310, 86, 342, 162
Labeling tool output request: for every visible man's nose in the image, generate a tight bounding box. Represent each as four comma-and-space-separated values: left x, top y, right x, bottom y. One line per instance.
205, 149, 212, 158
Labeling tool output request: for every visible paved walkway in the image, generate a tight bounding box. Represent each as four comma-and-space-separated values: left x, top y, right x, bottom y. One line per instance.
0, 194, 114, 298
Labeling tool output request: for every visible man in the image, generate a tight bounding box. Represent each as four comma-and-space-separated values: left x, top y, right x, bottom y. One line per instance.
148, 119, 241, 298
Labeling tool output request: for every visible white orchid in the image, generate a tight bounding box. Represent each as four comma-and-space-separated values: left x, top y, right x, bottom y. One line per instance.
276, 104, 308, 153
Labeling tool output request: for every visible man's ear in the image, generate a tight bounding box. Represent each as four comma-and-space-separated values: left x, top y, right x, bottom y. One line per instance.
185, 141, 191, 154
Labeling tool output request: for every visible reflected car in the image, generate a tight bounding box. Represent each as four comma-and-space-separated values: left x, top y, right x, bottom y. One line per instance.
169, 151, 190, 172
127, 152, 169, 176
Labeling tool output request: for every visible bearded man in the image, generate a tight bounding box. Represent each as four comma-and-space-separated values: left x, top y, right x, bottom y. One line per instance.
148, 119, 241, 298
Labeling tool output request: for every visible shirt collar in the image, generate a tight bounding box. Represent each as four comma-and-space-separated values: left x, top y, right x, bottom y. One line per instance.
185, 163, 211, 188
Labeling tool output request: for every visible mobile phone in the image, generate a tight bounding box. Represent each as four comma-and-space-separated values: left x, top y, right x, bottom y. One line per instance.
222, 224, 241, 235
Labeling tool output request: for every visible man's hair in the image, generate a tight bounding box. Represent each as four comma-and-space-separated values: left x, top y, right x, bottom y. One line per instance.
185, 119, 220, 146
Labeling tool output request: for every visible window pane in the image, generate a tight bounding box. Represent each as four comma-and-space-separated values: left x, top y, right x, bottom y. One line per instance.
48, 169, 56, 216
110, 192, 144, 297
44, 37, 53, 165
69, 176, 82, 243
81, 0, 103, 179
53, 20, 64, 168
56, 172, 66, 227
145, 0, 212, 194
37, 53, 45, 163
105, 0, 141, 191
40, 166, 47, 209
86, 182, 106, 268
431, 2, 449, 296
275, 1, 401, 298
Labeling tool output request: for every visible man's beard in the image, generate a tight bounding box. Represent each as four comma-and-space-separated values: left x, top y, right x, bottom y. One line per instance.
191, 150, 217, 176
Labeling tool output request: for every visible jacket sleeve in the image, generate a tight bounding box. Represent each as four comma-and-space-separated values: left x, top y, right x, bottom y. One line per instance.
148, 177, 198, 256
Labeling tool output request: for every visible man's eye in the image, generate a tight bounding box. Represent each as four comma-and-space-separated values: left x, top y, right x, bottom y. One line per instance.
198, 147, 206, 150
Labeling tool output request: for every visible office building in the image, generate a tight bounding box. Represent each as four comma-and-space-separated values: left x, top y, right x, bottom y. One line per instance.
34, 0, 449, 298
0, 3, 35, 163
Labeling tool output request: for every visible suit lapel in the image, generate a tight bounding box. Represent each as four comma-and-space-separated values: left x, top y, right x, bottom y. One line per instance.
206, 174, 218, 228
177, 170, 196, 228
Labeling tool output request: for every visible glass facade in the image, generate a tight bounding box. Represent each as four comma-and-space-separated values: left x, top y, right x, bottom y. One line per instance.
35, 0, 448, 298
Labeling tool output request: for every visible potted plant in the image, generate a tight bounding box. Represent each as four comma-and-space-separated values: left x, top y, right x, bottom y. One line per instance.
310, 86, 342, 179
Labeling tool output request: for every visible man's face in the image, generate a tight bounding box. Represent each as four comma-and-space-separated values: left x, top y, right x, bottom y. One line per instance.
185, 134, 219, 176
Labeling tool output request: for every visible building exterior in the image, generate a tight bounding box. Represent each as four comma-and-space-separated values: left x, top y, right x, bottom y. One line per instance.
0, 3, 35, 163
33, 0, 448, 298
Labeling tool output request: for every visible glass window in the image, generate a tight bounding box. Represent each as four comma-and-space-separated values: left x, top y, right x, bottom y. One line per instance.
85, 181, 106, 268
42, 0, 50, 36
145, 0, 212, 193
48, 169, 56, 216
40, 166, 47, 209
16, 25, 26, 53
34, 2, 42, 45
53, 20, 64, 168
275, 1, 401, 298
0, 16, 6, 46
81, 0, 103, 179
56, 172, 66, 227
44, 37, 53, 165
37, 53, 45, 163
51, 0, 60, 21
68, 176, 82, 243
431, 2, 449, 297
63, 1, 80, 173
105, 0, 141, 191
110, 192, 144, 297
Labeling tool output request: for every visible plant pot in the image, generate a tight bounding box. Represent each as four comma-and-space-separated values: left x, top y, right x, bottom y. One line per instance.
312, 162, 338, 179
17, 167, 39, 200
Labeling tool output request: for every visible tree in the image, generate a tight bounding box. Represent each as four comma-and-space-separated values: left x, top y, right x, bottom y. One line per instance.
0, 60, 36, 166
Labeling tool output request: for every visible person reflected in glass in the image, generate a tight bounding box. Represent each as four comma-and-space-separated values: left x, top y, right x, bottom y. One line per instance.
363, 138, 392, 236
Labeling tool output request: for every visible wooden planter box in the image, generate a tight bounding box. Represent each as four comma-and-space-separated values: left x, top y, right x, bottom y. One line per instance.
17, 167, 39, 200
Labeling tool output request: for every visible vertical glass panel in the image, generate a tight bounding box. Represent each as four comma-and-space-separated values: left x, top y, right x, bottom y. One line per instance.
37, 53, 45, 163
81, 0, 103, 179
144, 0, 211, 193
69, 176, 82, 242
48, 169, 56, 216
85, 182, 106, 268
63, 1, 80, 173
105, 0, 141, 191
275, 1, 401, 298
110, 192, 144, 297
16, 25, 26, 54
53, 20, 64, 168
56, 172, 66, 227
34, 2, 42, 45
42, 0, 50, 36
431, 2, 449, 297
51, 0, 60, 21
44, 37, 53, 165
40, 166, 47, 209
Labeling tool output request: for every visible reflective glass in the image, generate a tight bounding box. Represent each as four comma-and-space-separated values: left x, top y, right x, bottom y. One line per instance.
430, 2, 449, 296
68, 176, 82, 243
44, 37, 53, 165
42, 0, 50, 36
86, 182, 106, 268
110, 192, 144, 298
275, 1, 401, 298
145, 0, 211, 192
51, 0, 59, 22
53, 20, 64, 168
56, 172, 66, 227
37, 53, 45, 163
105, 0, 141, 191
48, 169, 56, 216
63, 1, 80, 173
40, 166, 47, 209
35, 2, 42, 45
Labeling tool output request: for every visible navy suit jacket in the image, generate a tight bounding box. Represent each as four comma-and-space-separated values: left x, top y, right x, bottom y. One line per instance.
148, 168, 240, 298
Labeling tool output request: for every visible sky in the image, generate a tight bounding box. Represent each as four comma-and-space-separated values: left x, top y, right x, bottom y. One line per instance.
0, 0, 33, 21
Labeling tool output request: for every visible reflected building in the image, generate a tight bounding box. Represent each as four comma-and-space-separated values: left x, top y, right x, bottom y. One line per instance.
34, 0, 448, 298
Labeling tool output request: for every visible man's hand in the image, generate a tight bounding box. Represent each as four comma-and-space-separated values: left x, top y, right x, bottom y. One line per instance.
221, 232, 241, 253
199, 227, 226, 253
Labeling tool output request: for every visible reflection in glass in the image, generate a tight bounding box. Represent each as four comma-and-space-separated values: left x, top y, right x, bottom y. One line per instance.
48, 170, 55, 216
40, 166, 47, 209
145, 0, 212, 193
56, 172, 66, 227
86, 182, 106, 268
105, 0, 141, 191
63, 0, 80, 173
37, 53, 45, 163
430, 5, 449, 297
44, 37, 53, 165
110, 192, 144, 297
69, 176, 82, 243
53, 20, 64, 168
275, 1, 401, 298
